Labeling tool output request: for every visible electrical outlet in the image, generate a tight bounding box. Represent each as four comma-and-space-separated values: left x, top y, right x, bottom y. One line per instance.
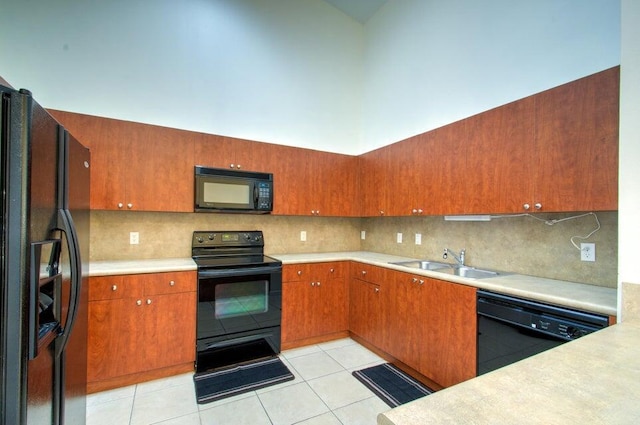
130, 232, 139, 245
396, 233, 403, 244
415, 233, 422, 245
361, 230, 366, 240
581, 243, 595, 262
300, 231, 307, 241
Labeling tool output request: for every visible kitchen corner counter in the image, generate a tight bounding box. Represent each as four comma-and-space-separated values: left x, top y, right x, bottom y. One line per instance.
89, 257, 196, 276
272, 251, 617, 317
378, 319, 640, 425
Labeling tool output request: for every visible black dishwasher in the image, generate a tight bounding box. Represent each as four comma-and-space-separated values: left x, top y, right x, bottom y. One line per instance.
477, 290, 609, 375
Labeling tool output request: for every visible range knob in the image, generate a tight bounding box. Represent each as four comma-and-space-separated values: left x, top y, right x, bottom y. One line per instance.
196, 236, 204, 243
208, 234, 215, 240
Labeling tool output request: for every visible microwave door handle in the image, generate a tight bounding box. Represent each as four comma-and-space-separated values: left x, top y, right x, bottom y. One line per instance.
253, 184, 259, 208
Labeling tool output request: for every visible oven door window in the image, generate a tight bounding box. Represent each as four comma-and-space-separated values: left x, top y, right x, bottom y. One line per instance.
215, 280, 268, 319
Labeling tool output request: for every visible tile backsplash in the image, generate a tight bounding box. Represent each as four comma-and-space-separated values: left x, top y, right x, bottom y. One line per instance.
90, 210, 617, 288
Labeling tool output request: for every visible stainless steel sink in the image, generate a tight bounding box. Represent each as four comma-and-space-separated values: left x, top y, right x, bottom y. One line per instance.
436, 266, 500, 279
389, 260, 504, 279
390, 260, 453, 271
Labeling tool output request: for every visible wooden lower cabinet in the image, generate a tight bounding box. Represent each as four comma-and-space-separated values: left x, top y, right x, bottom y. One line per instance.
349, 263, 392, 351
282, 262, 348, 348
87, 271, 196, 392
349, 264, 477, 388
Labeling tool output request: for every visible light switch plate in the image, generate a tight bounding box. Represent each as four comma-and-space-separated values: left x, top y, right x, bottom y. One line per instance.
415, 233, 422, 245
130, 232, 139, 245
396, 233, 403, 243
361, 230, 366, 240
300, 231, 307, 242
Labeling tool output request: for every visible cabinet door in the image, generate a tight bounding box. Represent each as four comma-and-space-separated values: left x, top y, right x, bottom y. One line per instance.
315, 263, 348, 336
125, 123, 194, 212
281, 264, 313, 343
48, 110, 128, 210
281, 279, 314, 343
421, 278, 476, 387
349, 279, 379, 343
359, 147, 389, 217
143, 292, 197, 370
271, 146, 311, 215
87, 297, 135, 381
387, 270, 427, 371
464, 99, 535, 214
534, 67, 619, 212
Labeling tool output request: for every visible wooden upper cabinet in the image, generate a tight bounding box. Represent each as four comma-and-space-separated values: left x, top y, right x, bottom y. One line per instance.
194, 134, 280, 173
464, 98, 535, 214
272, 146, 358, 217
359, 147, 388, 217
49, 110, 195, 212
533, 66, 619, 212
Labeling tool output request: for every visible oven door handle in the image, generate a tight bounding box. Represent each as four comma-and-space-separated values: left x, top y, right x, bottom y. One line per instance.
198, 265, 282, 278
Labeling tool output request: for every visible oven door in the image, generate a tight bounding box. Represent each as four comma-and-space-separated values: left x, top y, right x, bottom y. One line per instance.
196, 264, 282, 372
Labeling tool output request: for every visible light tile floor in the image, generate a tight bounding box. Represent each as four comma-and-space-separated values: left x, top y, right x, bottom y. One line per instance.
86, 338, 392, 425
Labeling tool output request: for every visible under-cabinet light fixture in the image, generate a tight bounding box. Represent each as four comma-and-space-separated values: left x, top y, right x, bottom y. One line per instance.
444, 215, 492, 222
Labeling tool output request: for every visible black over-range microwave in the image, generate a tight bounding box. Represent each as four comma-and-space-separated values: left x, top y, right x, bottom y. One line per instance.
194, 166, 273, 213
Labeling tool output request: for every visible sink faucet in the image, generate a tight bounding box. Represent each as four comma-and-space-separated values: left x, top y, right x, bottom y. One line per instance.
443, 248, 465, 266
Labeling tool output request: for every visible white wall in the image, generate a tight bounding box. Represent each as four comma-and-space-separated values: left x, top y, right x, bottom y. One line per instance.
619, 0, 640, 318
0, 1, 621, 155
362, 0, 621, 151
0, 0, 363, 154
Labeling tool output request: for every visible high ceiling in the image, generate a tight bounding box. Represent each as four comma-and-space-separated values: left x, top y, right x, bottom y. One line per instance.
323, 0, 387, 24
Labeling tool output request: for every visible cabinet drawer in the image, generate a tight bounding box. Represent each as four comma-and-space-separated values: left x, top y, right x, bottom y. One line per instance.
350, 262, 387, 283
139, 271, 197, 295
283, 264, 310, 282
321, 262, 346, 280
88, 275, 136, 301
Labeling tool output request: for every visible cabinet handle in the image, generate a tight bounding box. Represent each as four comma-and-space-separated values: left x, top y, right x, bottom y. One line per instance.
523, 203, 530, 210
311, 282, 315, 287
330, 268, 334, 273
419, 279, 424, 285
317, 281, 321, 287
374, 287, 380, 293
412, 278, 418, 283
361, 270, 367, 276
117, 203, 124, 209
534, 203, 542, 210
136, 300, 142, 306
146, 299, 152, 305
230, 164, 236, 168
379, 210, 385, 216
127, 203, 133, 209
111, 285, 117, 291
237, 164, 241, 169
297, 270, 302, 276
169, 280, 175, 286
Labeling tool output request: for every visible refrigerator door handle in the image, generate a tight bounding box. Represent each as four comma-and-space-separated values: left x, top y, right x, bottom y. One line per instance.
54, 208, 82, 358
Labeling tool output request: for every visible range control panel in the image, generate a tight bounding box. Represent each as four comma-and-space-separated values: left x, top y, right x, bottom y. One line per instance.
192, 231, 264, 248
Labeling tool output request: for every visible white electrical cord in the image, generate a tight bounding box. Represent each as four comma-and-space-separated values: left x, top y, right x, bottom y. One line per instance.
490, 212, 601, 250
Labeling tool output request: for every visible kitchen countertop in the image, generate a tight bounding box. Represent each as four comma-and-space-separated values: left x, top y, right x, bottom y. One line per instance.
88, 251, 617, 316
90, 252, 629, 424
378, 319, 640, 425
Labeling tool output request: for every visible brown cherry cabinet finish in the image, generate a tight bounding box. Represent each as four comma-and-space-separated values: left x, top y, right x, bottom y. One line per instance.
49, 110, 195, 212
532, 66, 619, 212
349, 263, 477, 388
87, 272, 196, 386
281, 262, 348, 345
349, 263, 392, 351
359, 66, 619, 215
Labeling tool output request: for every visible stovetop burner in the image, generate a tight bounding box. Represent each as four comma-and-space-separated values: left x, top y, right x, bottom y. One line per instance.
192, 230, 281, 269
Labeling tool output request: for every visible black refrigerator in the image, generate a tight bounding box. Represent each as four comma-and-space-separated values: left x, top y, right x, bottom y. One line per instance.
1, 84, 90, 424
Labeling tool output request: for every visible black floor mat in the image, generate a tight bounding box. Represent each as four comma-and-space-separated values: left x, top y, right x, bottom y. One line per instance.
352, 363, 434, 408
194, 356, 294, 404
